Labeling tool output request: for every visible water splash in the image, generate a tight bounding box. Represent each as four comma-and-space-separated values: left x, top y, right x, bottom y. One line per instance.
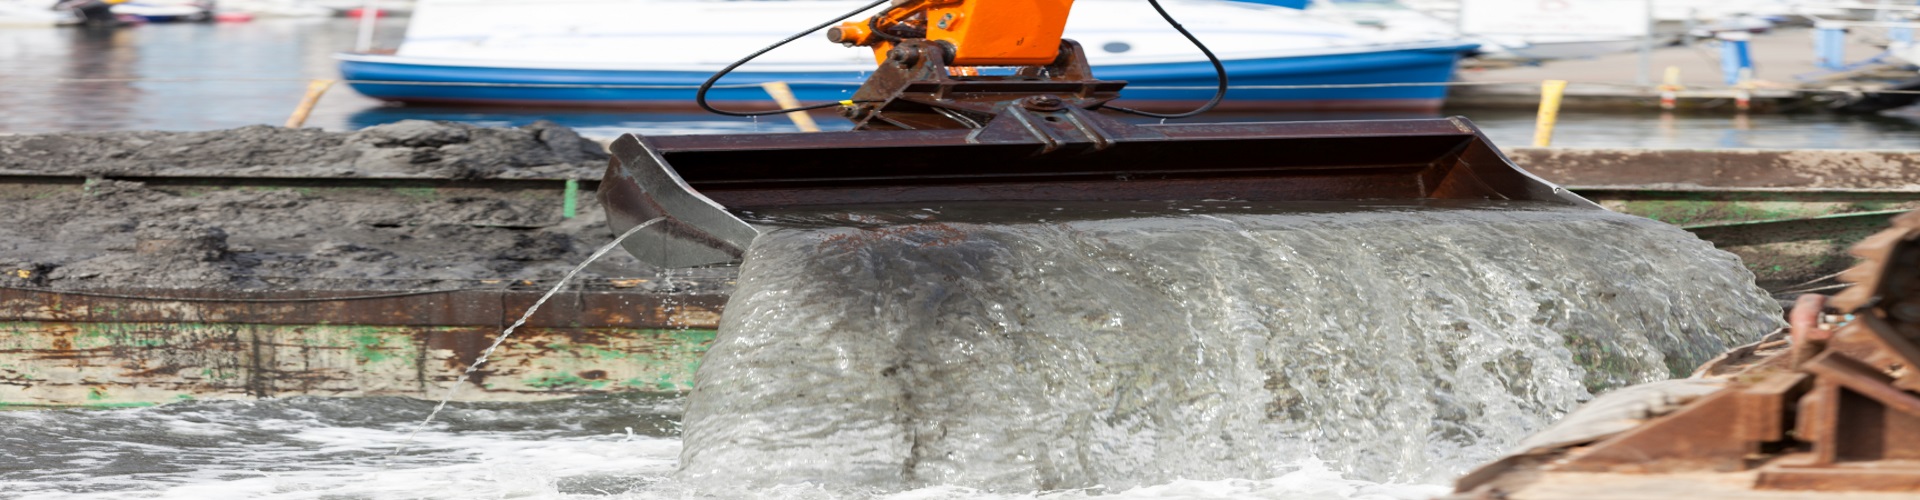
391, 217, 666, 457
679, 201, 1781, 491
0, 393, 1437, 499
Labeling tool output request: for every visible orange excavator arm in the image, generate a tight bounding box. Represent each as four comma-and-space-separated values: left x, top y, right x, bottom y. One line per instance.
602, 0, 1592, 268
827, 0, 1076, 66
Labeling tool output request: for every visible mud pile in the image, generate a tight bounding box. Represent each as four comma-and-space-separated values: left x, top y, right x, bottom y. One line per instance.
0, 121, 734, 292
0, 120, 607, 179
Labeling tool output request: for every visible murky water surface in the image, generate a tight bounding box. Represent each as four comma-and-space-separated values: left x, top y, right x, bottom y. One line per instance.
0, 397, 1436, 499
0, 394, 687, 499
1, 20, 1918, 148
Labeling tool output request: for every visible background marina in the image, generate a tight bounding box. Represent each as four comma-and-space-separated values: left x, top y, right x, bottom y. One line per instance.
2, 0, 1920, 145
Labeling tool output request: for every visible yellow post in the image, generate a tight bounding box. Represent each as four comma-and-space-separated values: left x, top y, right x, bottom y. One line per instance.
759, 81, 821, 133
1532, 79, 1568, 148
1658, 66, 1682, 110
285, 79, 337, 128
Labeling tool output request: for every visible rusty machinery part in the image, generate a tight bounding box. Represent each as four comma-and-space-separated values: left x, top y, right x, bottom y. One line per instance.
827, 0, 1226, 119
699, 0, 1225, 119
1455, 211, 1920, 496
834, 17, 1195, 130
838, 38, 1127, 131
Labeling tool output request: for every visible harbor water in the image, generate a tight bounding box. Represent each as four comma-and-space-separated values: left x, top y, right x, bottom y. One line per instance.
0, 394, 1460, 499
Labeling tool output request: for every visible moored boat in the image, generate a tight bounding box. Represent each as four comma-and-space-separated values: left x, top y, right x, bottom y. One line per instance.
110, 0, 211, 22
1214, 0, 1647, 61
336, 0, 1478, 112
309, 0, 412, 15
218, 0, 333, 17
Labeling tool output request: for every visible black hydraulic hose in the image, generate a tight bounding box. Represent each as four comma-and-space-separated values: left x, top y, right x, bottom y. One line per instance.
695, 0, 891, 117
1104, 0, 1229, 120
867, 16, 906, 44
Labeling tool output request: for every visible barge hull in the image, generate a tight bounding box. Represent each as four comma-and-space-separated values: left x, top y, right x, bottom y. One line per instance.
0, 287, 724, 407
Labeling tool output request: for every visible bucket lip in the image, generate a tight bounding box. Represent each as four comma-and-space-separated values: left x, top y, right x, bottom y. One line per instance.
599, 116, 1599, 268
618, 117, 1592, 207
641, 117, 1483, 151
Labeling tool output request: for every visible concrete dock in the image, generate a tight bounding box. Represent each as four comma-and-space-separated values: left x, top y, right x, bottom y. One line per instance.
1451, 27, 1911, 111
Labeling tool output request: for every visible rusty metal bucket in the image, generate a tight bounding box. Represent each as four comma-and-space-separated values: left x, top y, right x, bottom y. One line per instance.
598, 116, 1598, 268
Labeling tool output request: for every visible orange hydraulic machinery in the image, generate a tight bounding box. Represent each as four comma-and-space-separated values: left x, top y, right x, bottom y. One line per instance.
599, 0, 1595, 268
827, 0, 1075, 66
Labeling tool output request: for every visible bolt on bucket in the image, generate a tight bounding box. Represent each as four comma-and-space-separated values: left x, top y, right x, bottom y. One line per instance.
598, 116, 1598, 268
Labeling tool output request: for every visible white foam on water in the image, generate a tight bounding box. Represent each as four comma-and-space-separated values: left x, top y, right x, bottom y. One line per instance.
1, 399, 1443, 500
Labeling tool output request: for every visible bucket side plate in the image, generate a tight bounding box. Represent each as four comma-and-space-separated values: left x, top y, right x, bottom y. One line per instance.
599, 134, 761, 268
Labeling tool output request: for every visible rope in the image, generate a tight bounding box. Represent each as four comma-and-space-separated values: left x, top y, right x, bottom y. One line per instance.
1774, 268, 1852, 291
1772, 282, 1855, 296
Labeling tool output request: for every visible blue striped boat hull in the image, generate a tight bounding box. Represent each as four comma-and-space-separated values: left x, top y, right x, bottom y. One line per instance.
337, 43, 1475, 112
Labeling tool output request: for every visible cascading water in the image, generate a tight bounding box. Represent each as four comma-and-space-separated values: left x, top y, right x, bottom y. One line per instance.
678, 200, 1783, 493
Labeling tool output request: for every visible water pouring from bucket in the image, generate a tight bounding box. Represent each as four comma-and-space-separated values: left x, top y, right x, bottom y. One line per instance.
586, 0, 1781, 493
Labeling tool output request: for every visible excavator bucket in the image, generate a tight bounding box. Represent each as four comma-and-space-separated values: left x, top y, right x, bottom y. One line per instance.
598, 116, 1599, 268
600, 37, 1591, 268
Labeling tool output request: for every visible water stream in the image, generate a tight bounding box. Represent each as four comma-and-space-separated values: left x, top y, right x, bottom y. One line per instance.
681, 200, 1782, 492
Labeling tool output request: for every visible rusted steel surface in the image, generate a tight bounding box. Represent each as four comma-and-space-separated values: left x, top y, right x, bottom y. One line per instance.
0, 287, 724, 407
1664, 208, 1908, 292
1453, 211, 1920, 498
840, 39, 1124, 131
1543, 147, 1920, 291
1510, 148, 1920, 190
0, 287, 723, 328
